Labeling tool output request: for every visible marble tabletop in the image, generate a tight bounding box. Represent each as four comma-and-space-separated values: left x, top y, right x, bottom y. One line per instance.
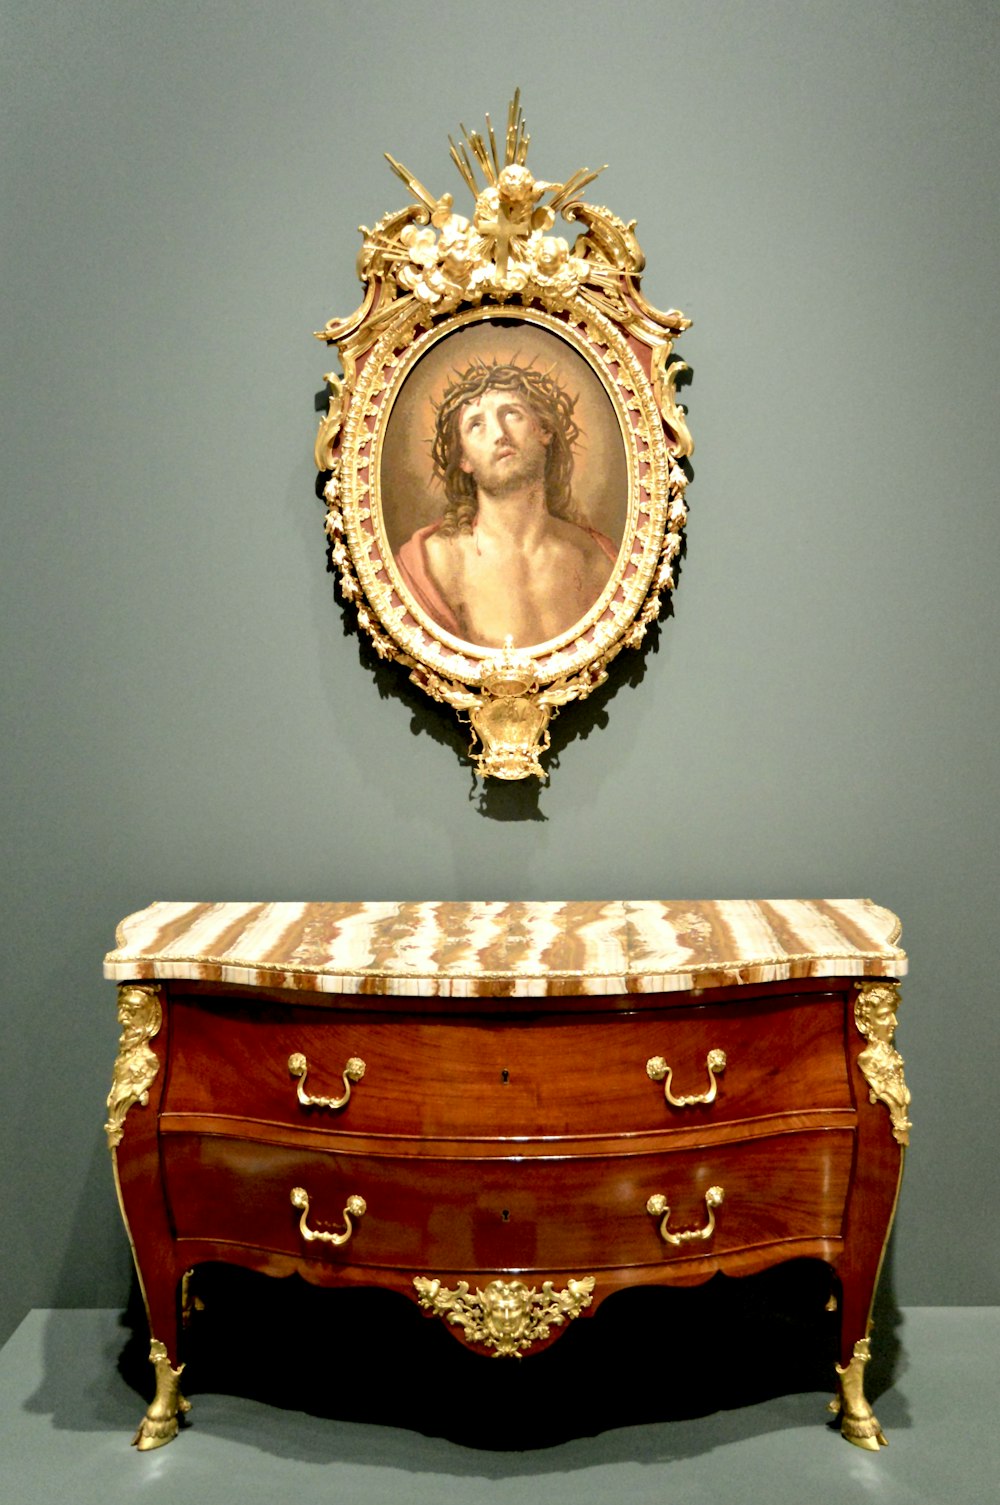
104, 900, 906, 998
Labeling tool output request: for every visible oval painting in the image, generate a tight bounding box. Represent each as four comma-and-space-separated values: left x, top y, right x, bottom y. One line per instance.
378, 315, 629, 652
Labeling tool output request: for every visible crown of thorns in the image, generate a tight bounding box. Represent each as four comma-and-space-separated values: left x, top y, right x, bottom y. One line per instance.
430, 358, 579, 478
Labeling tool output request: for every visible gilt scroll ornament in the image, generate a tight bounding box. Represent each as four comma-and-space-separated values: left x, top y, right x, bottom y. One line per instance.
315, 92, 692, 780
853, 981, 912, 1146
105, 984, 162, 1149
413, 1274, 596, 1356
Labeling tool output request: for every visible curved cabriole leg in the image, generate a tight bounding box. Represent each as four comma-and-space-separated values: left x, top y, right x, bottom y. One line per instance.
834, 1337, 887, 1450
829, 980, 910, 1451
132, 1338, 191, 1451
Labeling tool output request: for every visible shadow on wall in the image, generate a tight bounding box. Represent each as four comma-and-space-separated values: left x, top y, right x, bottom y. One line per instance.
329, 590, 675, 823
48, 1123, 133, 1323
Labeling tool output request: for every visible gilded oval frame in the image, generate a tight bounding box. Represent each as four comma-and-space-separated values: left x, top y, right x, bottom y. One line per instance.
315, 97, 692, 779
339, 301, 668, 686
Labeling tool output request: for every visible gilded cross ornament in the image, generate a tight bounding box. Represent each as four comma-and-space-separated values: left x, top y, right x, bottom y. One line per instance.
314, 92, 692, 780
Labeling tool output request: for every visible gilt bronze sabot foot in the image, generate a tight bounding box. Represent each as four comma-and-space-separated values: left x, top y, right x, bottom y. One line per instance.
832, 1338, 887, 1450
132, 1338, 190, 1450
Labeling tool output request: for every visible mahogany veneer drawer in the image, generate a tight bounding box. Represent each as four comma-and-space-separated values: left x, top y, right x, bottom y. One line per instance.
162, 991, 852, 1140
161, 1127, 853, 1272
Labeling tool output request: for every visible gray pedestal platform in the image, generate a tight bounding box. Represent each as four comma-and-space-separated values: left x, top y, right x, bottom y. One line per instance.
1, 1307, 996, 1505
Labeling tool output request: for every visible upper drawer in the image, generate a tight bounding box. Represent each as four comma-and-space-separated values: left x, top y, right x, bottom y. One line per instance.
162, 990, 852, 1141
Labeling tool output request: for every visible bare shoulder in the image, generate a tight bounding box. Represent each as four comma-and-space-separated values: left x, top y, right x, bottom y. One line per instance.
549, 516, 615, 564
424, 525, 468, 593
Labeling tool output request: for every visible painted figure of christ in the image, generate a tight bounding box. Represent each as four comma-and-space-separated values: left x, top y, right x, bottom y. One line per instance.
396, 361, 616, 648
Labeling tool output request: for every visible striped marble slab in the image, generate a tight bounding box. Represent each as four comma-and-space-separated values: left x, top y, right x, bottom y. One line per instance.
104, 900, 906, 998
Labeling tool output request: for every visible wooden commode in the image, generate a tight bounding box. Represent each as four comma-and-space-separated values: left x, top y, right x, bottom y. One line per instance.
104, 899, 909, 1451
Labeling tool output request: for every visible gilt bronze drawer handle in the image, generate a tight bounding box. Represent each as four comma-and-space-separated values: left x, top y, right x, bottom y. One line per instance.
287, 1052, 365, 1110
646, 1048, 726, 1106
646, 1185, 724, 1245
290, 1186, 366, 1246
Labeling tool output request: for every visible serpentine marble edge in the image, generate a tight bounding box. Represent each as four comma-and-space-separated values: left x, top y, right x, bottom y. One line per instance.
104, 900, 906, 999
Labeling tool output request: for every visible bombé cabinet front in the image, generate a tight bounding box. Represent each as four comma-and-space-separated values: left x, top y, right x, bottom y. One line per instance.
104, 900, 910, 1452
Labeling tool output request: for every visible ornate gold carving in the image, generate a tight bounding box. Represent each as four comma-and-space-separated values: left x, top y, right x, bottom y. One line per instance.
413, 1274, 596, 1357
133, 1338, 190, 1451
467, 640, 550, 780
646, 1047, 726, 1107
290, 1186, 366, 1247
335, 94, 669, 326
288, 1051, 365, 1110
854, 981, 911, 1145
834, 1337, 888, 1450
314, 371, 345, 471
647, 1185, 724, 1245
315, 94, 691, 780
105, 984, 162, 1149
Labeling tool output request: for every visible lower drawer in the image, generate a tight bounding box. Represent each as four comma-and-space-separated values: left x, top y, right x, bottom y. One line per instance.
162, 1127, 852, 1273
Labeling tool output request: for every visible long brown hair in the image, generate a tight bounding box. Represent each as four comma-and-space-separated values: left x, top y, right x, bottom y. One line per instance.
430, 361, 579, 535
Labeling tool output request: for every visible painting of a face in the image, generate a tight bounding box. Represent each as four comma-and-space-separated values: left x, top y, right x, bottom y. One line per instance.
379, 314, 629, 656
457, 388, 553, 494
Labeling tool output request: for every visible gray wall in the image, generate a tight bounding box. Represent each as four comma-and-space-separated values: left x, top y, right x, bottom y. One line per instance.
3, 0, 999, 1346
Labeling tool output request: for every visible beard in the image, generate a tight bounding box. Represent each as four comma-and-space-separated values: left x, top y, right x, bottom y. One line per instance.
471, 444, 548, 497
